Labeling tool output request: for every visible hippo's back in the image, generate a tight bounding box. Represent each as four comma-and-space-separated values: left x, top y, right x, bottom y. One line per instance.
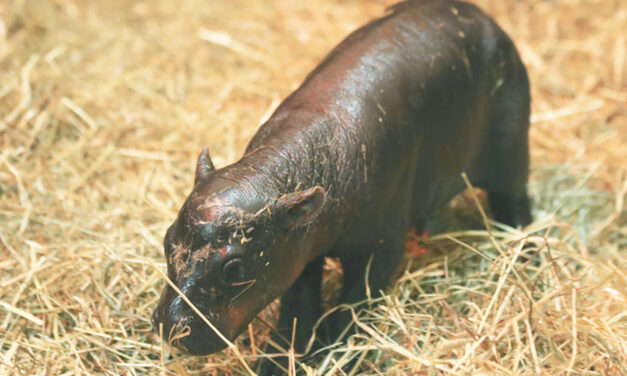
247, 0, 527, 235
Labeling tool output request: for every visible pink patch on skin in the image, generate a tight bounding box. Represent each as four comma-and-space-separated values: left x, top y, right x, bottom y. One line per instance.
200, 209, 217, 223
406, 229, 429, 257
195, 197, 229, 224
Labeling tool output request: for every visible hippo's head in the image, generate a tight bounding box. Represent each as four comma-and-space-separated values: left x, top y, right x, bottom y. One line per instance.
152, 148, 325, 355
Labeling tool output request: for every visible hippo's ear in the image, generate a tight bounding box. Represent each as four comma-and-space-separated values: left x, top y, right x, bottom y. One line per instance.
276, 186, 326, 226
195, 147, 215, 185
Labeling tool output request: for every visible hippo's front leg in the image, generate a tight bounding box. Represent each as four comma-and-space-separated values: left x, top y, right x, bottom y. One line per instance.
258, 257, 324, 376
332, 235, 406, 340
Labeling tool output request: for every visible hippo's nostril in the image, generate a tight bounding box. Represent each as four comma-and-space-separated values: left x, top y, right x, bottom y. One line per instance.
175, 315, 194, 329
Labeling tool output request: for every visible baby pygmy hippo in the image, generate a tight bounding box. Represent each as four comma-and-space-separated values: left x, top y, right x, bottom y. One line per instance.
152, 0, 531, 374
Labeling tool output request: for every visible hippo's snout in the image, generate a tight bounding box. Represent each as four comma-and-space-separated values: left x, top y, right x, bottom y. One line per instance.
151, 289, 230, 355
167, 315, 229, 355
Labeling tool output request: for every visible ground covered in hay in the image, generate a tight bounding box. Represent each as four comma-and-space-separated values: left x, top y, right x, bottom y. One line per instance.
0, 0, 625, 375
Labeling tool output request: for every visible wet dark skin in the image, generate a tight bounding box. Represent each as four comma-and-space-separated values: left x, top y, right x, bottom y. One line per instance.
152, 0, 532, 374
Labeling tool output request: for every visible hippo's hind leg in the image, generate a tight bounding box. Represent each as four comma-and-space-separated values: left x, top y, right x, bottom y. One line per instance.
258, 257, 324, 376
488, 191, 531, 228
480, 59, 532, 228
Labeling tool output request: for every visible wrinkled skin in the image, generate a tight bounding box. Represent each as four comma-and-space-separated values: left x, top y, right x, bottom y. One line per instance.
152, 0, 532, 373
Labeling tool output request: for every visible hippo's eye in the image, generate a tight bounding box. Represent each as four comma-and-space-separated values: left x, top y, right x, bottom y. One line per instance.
222, 258, 247, 286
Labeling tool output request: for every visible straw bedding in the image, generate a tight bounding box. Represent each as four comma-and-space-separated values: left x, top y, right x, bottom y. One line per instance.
0, 0, 625, 374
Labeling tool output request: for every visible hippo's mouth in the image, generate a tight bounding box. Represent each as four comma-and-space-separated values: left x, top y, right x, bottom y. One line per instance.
151, 299, 235, 355
169, 319, 231, 355
154, 311, 236, 355
152, 299, 258, 356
